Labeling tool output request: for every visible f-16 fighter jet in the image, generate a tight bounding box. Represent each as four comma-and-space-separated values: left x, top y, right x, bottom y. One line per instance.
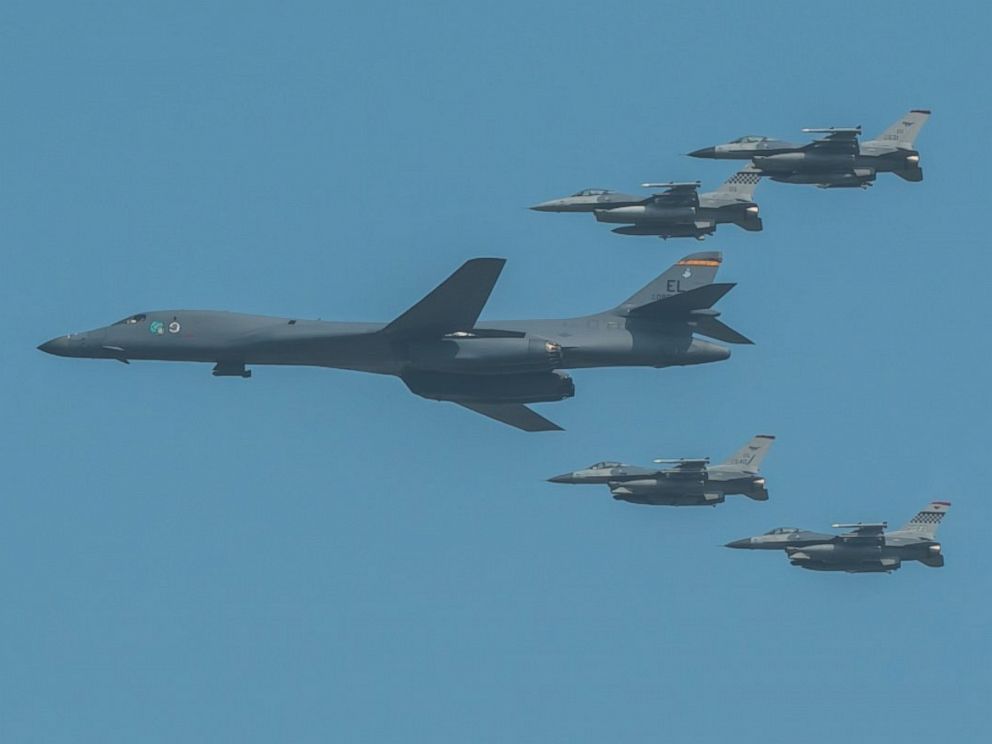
547, 434, 774, 506
689, 109, 930, 188
725, 501, 951, 573
39, 252, 750, 432
530, 167, 763, 239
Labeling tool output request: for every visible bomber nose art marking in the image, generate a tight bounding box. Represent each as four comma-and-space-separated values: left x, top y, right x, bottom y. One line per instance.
149, 321, 165, 335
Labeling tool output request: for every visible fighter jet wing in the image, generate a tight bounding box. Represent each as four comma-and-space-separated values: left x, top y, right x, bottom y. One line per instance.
653, 458, 709, 472
642, 182, 701, 209
835, 523, 887, 544
801, 128, 861, 156
457, 402, 563, 432
383, 258, 506, 338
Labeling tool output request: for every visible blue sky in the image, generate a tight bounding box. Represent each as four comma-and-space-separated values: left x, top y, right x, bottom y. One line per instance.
2, 2, 990, 742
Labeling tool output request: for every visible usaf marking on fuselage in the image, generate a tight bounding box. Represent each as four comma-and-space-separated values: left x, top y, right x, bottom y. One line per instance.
39, 252, 751, 432
530, 166, 763, 240
547, 434, 774, 506
689, 109, 930, 188
725, 501, 951, 573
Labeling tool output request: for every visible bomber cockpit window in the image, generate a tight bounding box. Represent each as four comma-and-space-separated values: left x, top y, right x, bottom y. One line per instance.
114, 313, 147, 325
572, 188, 611, 197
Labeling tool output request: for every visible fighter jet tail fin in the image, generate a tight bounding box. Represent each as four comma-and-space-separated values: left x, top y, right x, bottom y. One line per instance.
617, 252, 722, 310
864, 109, 931, 149
721, 435, 775, 473
383, 258, 505, 338
708, 165, 762, 201
890, 501, 951, 539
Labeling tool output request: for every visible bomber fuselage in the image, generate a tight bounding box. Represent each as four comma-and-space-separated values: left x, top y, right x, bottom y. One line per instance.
39, 309, 731, 376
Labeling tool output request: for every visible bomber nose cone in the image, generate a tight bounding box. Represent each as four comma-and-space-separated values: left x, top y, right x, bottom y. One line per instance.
687, 146, 716, 158
724, 538, 752, 549
547, 473, 576, 484
38, 336, 71, 356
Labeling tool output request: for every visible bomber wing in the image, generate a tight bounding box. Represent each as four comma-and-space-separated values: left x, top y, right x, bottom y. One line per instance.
457, 402, 563, 432
383, 258, 505, 338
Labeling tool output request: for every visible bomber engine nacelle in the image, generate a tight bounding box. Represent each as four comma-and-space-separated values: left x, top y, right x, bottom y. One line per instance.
408, 336, 563, 374
401, 370, 575, 404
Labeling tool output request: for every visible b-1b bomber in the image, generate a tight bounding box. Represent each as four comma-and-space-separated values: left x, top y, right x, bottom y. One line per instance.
548, 434, 774, 506
38, 252, 751, 433
689, 109, 930, 189
530, 167, 762, 239
725, 501, 951, 573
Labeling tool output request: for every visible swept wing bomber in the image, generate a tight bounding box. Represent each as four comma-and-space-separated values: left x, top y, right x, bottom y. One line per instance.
689, 109, 930, 188
726, 501, 951, 572
531, 167, 762, 239
39, 252, 751, 433
548, 434, 774, 506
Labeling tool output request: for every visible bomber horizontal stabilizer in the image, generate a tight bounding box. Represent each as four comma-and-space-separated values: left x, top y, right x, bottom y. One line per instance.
693, 316, 753, 345
457, 402, 563, 432
627, 283, 736, 318
383, 258, 506, 338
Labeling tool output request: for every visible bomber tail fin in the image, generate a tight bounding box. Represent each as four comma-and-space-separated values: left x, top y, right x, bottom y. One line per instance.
614, 252, 751, 343
890, 501, 951, 540
863, 109, 931, 149
617, 252, 722, 311
721, 435, 775, 473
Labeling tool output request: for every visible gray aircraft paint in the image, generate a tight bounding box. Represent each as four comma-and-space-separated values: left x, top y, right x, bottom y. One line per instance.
547, 434, 774, 506
38, 252, 750, 432
530, 167, 763, 239
725, 501, 951, 573
689, 110, 930, 188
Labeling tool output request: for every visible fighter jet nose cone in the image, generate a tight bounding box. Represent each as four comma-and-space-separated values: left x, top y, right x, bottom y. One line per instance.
547, 473, 574, 484
688, 147, 716, 158
724, 539, 751, 549
530, 202, 556, 212
38, 336, 70, 356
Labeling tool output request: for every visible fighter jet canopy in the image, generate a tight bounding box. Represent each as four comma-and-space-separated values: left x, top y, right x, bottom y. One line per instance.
730, 135, 771, 144
764, 527, 801, 535
588, 461, 622, 469
570, 188, 614, 196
